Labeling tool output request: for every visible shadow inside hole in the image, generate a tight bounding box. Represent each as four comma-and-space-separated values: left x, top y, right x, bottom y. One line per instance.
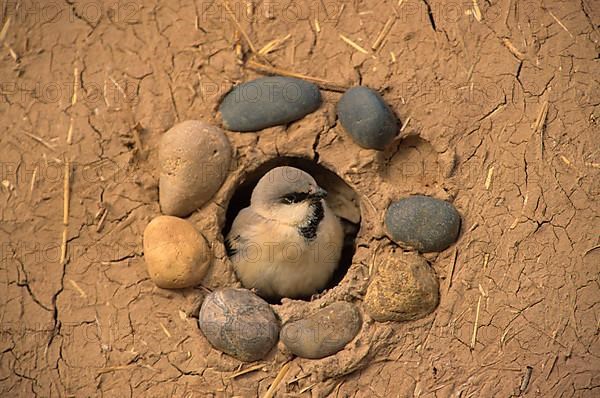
223, 157, 361, 303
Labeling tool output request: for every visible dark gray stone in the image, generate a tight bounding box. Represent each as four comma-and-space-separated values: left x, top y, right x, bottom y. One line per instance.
336, 86, 399, 150
218, 76, 322, 132
280, 302, 361, 359
198, 288, 279, 362
385, 195, 461, 253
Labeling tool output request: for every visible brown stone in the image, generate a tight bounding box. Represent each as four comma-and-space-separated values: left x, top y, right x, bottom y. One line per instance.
364, 250, 439, 322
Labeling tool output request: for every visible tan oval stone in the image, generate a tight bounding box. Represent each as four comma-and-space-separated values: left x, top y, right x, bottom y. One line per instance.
143, 215, 212, 288
364, 250, 439, 322
159, 120, 232, 217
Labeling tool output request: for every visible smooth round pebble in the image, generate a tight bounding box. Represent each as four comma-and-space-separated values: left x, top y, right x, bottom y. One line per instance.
337, 86, 399, 150
364, 251, 439, 322
143, 216, 212, 289
385, 195, 460, 252
198, 288, 280, 362
218, 76, 322, 132
159, 120, 231, 217
280, 302, 361, 359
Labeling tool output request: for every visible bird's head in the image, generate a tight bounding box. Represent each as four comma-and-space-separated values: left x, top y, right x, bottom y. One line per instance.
250, 166, 327, 225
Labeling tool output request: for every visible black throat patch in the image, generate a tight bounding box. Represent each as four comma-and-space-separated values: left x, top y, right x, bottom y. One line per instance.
298, 199, 324, 241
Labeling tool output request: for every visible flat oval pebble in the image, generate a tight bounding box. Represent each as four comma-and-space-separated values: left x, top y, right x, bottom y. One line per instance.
337, 86, 399, 150
365, 251, 439, 322
280, 302, 361, 359
218, 76, 322, 132
159, 120, 231, 217
143, 216, 212, 289
198, 288, 280, 362
385, 195, 460, 252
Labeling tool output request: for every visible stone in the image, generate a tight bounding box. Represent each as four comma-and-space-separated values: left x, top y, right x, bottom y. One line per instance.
218, 76, 322, 132
364, 251, 439, 322
143, 216, 212, 289
337, 86, 399, 150
280, 302, 361, 359
198, 288, 280, 362
159, 120, 231, 217
385, 195, 461, 252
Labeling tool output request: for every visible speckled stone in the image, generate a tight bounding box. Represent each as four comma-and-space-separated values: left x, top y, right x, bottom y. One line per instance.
280, 302, 361, 359
385, 195, 460, 252
159, 120, 231, 217
218, 76, 322, 132
198, 288, 280, 362
336, 86, 399, 150
364, 251, 439, 322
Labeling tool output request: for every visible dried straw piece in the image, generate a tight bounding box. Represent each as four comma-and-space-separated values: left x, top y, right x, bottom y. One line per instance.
258, 34, 291, 56
3, 43, 17, 61
502, 38, 525, 60
262, 362, 291, 398
485, 166, 494, 190
548, 10, 573, 38
71, 67, 78, 106
69, 280, 87, 297
63, 160, 71, 226
472, 0, 482, 22
372, 17, 395, 50
24, 132, 56, 150
339, 33, 369, 54
0, 17, 10, 43
159, 322, 172, 338
220, 0, 258, 54
298, 383, 317, 394
245, 60, 349, 92
59, 228, 68, 265
470, 295, 482, 349
96, 208, 108, 232
66, 117, 74, 145
227, 363, 265, 379
29, 166, 37, 198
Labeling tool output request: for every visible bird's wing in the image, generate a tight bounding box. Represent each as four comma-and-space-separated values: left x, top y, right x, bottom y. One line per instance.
225, 207, 263, 257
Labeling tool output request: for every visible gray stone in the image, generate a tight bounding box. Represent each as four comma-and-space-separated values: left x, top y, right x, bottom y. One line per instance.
159, 120, 231, 217
280, 302, 361, 359
385, 195, 460, 252
198, 288, 279, 362
218, 76, 322, 132
337, 86, 398, 150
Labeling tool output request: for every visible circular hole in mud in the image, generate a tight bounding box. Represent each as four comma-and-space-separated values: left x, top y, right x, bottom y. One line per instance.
223, 157, 361, 303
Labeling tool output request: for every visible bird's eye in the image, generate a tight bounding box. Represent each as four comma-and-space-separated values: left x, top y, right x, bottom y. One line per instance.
281, 192, 309, 204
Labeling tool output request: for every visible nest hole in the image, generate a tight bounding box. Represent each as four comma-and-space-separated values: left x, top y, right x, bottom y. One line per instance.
223, 157, 362, 303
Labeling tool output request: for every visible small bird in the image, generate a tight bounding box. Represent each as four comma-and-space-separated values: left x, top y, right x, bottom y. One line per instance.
225, 166, 344, 300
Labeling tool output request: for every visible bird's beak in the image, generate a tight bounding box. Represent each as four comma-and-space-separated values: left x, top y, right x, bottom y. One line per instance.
311, 187, 328, 199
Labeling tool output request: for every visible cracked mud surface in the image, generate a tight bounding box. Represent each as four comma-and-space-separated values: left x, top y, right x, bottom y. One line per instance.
1, 0, 599, 396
